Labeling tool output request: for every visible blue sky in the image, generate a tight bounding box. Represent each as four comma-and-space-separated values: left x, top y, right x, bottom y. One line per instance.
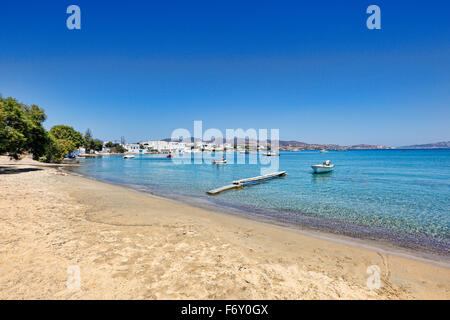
0, 0, 449, 146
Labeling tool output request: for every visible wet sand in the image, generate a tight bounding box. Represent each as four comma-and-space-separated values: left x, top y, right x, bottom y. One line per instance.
0, 157, 449, 299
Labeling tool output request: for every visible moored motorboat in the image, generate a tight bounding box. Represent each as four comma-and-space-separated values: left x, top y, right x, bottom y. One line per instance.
319, 149, 328, 153
311, 160, 334, 173
212, 157, 227, 164
262, 152, 279, 156
123, 155, 135, 159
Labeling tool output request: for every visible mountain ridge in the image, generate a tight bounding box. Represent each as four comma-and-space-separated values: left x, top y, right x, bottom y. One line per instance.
161, 137, 394, 150
398, 141, 450, 149
160, 138, 450, 150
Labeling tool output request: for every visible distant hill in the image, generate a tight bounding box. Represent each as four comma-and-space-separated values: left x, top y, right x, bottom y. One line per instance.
399, 141, 450, 149
160, 137, 392, 150
149, 138, 450, 150
278, 140, 309, 147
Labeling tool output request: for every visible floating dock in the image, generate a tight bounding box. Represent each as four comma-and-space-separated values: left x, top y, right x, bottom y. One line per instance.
206, 184, 242, 195
206, 171, 286, 195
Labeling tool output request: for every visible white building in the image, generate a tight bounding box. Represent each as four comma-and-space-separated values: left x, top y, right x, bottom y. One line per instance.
141, 140, 169, 152
224, 143, 233, 150
77, 147, 86, 155
125, 143, 143, 154
135, 140, 235, 153
168, 141, 187, 153
140, 140, 189, 153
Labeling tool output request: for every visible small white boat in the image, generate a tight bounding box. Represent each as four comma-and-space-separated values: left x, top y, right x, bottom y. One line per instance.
123, 155, 135, 159
212, 159, 227, 164
312, 160, 334, 173
262, 152, 279, 156
319, 149, 328, 153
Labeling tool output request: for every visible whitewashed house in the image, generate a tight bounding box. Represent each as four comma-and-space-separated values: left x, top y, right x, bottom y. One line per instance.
125, 143, 143, 154
143, 140, 170, 152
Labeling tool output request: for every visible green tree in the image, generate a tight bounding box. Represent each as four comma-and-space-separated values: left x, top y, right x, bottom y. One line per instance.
45, 125, 84, 162
91, 139, 103, 152
49, 125, 84, 148
0, 95, 107, 162
0, 97, 49, 160
25, 105, 49, 159
84, 128, 92, 144
84, 128, 103, 153
115, 145, 126, 153
104, 142, 125, 153
43, 136, 76, 163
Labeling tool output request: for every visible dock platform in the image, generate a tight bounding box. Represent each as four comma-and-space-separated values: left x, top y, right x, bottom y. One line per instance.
206, 171, 286, 195
206, 184, 242, 195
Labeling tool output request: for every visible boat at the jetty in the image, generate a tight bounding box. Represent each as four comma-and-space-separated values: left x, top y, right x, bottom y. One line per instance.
123, 155, 135, 159
262, 152, 279, 156
311, 160, 334, 173
212, 159, 227, 164
207, 171, 287, 195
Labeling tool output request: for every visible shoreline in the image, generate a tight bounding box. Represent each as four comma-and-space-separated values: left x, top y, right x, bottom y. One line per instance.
1, 158, 449, 299
63, 167, 450, 266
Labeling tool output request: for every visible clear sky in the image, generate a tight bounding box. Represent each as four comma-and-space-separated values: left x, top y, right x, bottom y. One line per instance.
0, 0, 449, 146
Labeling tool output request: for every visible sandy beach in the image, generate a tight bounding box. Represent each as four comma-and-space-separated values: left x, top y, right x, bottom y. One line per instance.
0, 157, 449, 299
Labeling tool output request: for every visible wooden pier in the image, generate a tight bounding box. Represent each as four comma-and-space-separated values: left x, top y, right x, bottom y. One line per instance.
206, 184, 242, 195
206, 171, 286, 195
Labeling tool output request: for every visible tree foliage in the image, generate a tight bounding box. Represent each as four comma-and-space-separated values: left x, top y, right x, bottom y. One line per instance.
42, 135, 77, 163
104, 141, 126, 153
1, 96, 104, 162
43, 125, 84, 163
49, 125, 84, 148
0, 97, 49, 160
84, 128, 103, 152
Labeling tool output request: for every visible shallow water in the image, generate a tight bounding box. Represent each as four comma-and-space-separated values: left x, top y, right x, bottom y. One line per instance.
68, 149, 450, 257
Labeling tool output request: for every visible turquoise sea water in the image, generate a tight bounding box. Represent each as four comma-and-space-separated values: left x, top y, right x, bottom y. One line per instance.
68, 150, 450, 257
